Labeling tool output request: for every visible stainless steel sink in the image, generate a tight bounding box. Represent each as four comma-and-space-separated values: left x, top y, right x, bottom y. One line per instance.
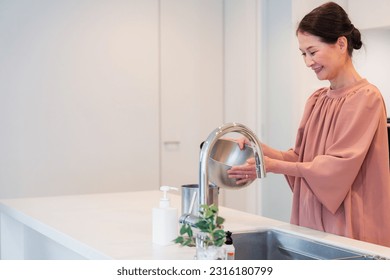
232, 230, 385, 260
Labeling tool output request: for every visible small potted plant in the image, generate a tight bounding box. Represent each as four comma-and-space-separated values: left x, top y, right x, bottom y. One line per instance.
174, 204, 226, 259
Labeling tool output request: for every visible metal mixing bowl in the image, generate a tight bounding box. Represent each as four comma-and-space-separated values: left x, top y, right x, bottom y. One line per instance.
208, 139, 254, 189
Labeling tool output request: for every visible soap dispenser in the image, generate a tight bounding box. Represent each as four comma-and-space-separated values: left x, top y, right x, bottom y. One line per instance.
152, 186, 179, 246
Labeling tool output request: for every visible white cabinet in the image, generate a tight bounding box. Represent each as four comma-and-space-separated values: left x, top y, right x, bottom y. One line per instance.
0, 0, 160, 197
348, 0, 390, 30
291, 0, 390, 30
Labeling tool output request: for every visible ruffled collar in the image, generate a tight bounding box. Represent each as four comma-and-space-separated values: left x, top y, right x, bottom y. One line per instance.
326, 79, 369, 98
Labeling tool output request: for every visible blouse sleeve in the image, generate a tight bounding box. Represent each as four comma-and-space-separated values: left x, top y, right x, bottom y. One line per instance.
295, 87, 385, 214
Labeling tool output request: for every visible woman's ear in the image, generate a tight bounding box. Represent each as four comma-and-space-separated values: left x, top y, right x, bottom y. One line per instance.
337, 36, 348, 53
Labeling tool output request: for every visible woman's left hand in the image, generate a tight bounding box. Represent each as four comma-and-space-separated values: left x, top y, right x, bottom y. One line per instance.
228, 156, 273, 184
227, 157, 258, 185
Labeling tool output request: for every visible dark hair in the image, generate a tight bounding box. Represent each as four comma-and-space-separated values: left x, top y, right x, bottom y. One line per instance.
297, 2, 362, 56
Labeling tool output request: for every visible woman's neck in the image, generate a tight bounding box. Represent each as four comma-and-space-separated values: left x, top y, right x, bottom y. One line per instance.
329, 61, 362, 90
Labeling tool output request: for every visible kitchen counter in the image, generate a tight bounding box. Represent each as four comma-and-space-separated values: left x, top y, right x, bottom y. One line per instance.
1, 190, 390, 260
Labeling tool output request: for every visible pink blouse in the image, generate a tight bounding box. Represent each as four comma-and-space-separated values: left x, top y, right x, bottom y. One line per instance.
281, 79, 390, 247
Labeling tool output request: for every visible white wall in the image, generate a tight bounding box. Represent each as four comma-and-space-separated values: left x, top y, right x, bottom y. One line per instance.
222, 0, 263, 214
354, 29, 390, 111
160, 0, 224, 190
258, 0, 295, 222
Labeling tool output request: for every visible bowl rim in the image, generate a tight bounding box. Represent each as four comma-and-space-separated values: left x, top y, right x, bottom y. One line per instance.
209, 139, 254, 167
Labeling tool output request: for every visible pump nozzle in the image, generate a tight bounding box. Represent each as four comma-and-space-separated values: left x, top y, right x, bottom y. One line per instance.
159, 186, 178, 208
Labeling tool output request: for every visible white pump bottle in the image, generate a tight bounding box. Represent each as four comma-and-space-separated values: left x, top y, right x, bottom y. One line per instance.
152, 186, 178, 245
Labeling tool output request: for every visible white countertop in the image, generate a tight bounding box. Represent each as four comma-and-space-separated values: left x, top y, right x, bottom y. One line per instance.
1, 190, 390, 259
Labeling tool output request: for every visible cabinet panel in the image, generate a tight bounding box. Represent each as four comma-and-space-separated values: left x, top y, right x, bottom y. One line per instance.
160, 0, 224, 188
0, 0, 160, 197
348, 0, 390, 30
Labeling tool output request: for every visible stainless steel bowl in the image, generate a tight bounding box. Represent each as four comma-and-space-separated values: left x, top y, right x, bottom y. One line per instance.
208, 139, 254, 189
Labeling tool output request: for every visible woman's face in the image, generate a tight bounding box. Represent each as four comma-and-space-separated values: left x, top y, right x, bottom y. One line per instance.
297, 31, 345, 82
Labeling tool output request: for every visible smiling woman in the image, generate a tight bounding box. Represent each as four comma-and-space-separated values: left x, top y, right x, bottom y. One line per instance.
297, 32, 349, 83
296, 2, 362, 89
228, 1, 390, 247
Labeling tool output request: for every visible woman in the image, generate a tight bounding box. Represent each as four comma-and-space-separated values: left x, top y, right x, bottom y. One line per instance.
228, 2, 390, 247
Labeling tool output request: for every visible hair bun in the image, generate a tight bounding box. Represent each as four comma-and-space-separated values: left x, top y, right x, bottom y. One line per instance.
351, 28, 362, 50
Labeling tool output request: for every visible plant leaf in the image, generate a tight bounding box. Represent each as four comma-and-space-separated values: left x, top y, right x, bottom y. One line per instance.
216, 216, 225, 226
173, 236, 184, 244
187, 226, 193, 238
195, 220, 210, 232
183, 238, 195, 247
209, 204, 218, 213
179, 225, 187, 235
175, 203, 227, 247
213, 229, 226, 239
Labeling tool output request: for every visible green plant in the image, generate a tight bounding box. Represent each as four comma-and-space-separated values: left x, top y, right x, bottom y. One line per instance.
174, 204, 226, 248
